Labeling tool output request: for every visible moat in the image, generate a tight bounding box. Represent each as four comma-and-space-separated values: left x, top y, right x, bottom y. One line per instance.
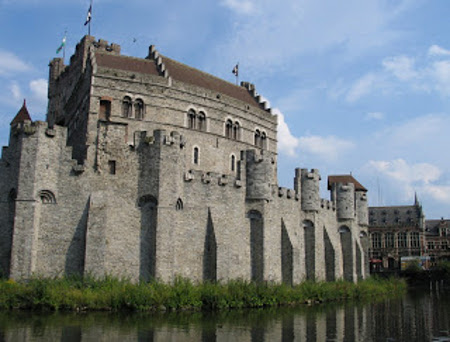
1, 287, 449, 342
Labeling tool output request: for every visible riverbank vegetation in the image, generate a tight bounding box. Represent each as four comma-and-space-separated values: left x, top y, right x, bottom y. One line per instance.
0, 276, 406, 312
402, 261, 450, 285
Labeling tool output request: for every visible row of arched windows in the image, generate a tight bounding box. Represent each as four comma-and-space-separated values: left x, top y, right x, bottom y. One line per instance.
98, 97, 145, 121
188, 109, 207, 131
254, 129, 267, 149
185, 110, 267, 149
122, 96, 145, 119
225, 119, 241, 140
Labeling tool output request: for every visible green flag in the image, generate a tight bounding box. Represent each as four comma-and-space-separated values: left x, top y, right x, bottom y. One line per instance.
56, 36, 66, 54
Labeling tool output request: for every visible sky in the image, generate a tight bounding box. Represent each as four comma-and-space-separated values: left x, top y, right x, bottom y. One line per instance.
1, 0, 450, 218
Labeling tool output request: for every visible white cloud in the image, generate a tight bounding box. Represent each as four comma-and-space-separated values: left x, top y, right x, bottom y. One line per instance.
29, 78, 48, 103
275, 109, 299, 157
9, 82, 22, 102
211, 0, 414, 77
428, 44, 450, 57
365, 112, 384, 120
367, 159, 441, 185
221, 0, 254, 15
346, 73, 378, 102
431, 60, 450, 96
422, 185, 450, 203
382, 55, 417, 81
298, 135, 354, 161
363, 159, 445, 204
0, 50, 31, 75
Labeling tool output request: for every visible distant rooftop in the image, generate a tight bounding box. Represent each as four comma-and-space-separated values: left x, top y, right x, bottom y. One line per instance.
327, 174, 367, 191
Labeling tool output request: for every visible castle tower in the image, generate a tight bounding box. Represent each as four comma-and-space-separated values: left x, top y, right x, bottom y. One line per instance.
355, 190, 368, 226
300, 169, 320, 211
335, 182, 355, 220
245, 150, 275, 201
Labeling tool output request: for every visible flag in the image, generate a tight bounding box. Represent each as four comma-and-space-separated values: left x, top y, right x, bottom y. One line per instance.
232, 64, 239, 77
84, 5, 92, 26
56, 35, 66, 54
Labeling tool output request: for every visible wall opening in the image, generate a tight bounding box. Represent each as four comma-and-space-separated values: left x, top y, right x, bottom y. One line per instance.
99, 100, 111, 121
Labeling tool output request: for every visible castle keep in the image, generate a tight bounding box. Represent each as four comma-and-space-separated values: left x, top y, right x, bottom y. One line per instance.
0, 36, 369, 283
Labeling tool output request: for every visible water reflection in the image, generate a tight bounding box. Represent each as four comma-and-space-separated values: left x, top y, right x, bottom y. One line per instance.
0, 289, 449, 342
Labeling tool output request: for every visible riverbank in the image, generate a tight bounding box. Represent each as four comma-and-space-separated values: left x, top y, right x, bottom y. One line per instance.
0, 276, 406, 312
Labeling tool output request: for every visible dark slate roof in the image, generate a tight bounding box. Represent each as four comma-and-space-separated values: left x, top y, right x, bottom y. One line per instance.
95, 53, 160, 76
425, 219, 450, 235
95, 51, 261, 109
11, 100, 32, 125
368, 205, 422, 227
327, 175, 367, 191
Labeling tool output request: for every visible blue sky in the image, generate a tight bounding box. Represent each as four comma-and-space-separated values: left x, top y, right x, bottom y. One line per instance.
1, 0, 450, 218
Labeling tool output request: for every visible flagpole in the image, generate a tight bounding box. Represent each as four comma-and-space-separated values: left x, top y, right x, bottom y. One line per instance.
88, 0, 92, 36
63, 30, 67, 62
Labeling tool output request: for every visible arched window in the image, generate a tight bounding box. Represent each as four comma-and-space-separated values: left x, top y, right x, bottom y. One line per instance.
233, 122, 240, 140
197, 111, 206, 131
39, 190, 56, 204
254, 129, 261, 147
231, 154, 236, 172
193, 147, 199, 165
135, 98, 144, 120
176, 198, 184, 211
122, 96, 132, 118
188, 109, 196, 129
225, 119, 233, 138
260, 131, 267, 149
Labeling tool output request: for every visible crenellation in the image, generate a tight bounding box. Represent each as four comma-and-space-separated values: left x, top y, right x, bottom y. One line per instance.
0, 35, 369, 283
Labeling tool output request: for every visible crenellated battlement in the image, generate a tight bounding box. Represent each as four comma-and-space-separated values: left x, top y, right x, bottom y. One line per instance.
0, 35, 370, 284
321, 198, 336, 211
241, 82, 274, 113
11, 121, 67, 141
183, 169, 243, 189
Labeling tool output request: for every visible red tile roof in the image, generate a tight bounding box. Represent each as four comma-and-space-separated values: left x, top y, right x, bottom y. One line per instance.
95, 51, 261, 109
11, 100, 32, 125
161, 56, 261, 108
328, 175, 367, 191
95, 53, 159, 76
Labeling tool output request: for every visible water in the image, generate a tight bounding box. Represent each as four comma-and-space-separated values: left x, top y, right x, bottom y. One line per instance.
0, 287, 449, 341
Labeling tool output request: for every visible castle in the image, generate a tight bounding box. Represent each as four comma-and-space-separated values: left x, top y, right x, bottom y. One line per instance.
0, 36, 369, 283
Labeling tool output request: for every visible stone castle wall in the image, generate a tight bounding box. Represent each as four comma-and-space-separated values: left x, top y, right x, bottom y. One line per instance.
0, 36, 369, 283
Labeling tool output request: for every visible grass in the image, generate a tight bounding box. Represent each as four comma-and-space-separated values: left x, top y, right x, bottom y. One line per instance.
0, 276, 406, 312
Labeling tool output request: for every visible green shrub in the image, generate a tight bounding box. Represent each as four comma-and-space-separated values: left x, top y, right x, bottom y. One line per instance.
0, 276, 406, 312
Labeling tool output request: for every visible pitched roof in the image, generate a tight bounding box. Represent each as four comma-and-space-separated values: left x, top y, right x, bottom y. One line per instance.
327, 175, 367, 191
95, 53, 159, 76
11, 100, 32, 125
160, 56, 261, 108
94, 51, 261, 109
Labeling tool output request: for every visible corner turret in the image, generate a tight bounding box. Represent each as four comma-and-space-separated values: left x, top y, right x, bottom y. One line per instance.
300, 168, 320, 211
10, 100, 32, 126
245, 150, 275, 200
